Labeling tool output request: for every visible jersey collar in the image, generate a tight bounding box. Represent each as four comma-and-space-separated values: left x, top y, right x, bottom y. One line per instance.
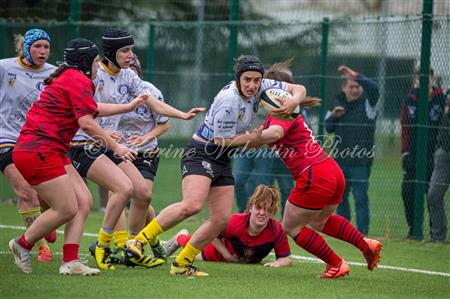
102, 62, 120, 76
17, 57, 44, 71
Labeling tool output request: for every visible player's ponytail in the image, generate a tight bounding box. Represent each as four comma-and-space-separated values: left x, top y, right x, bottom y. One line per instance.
265, 58, 321, 108
14, 34, 24, 57
43, 64, 71, 85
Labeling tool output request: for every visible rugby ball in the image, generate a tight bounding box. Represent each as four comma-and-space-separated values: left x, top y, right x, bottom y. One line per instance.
260, 88, 300, 120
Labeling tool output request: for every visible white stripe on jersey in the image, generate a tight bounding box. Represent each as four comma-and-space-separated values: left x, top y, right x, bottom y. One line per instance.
0, 57, 55, 144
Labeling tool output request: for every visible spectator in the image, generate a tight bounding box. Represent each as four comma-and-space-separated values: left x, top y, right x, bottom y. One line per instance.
325, 65, 379, 235
427, 93, 450, 242
400, 67, 446, 239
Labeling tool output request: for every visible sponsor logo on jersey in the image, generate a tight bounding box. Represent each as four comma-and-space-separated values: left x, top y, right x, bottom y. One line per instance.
135, 104, 149, 115
201, 160, 214, 176
239, 107, 246, 121
36, 81, 44, 91
118, 84, 129, 95
98, 79, 105, 94
181, 165, 188, 175
244, 247, 254, 258
25, 72, 33, 79
8, 73, 16, 87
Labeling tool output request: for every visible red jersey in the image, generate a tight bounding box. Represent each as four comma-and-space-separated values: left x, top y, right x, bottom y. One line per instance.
222, 213, 290, 263
15, 68, 98, 154
263, 115, 328, 180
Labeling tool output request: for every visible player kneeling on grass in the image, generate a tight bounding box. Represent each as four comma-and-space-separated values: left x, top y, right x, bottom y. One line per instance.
164, 185, 292, 267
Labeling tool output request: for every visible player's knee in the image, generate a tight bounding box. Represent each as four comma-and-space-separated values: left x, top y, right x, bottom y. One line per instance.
210, 213, 230, 228
132, 185, 151, 204
116, 181, 134, 202
77, 193, 93, 215
180, 203, 202, 217
61, 202, 78, 221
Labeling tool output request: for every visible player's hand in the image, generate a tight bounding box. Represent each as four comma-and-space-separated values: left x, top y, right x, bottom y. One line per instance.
112, 143, 137, 162
272, 97, 298, 118
223, 254, 240, 263
332, 106, 345, 118
338, 65, 357, 79
127, 134, 154, 147
264, 261, 281, 268
110, 131, 125, 143
129, 94, 148, 111
182, 107, 206, 120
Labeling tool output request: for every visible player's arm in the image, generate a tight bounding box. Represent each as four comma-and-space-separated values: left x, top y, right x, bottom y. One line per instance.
272, 83, 306, 117
144, 94, 205, 120
127, 122, 171, 147
264, 256, 292, 268
78, 115, 137, 161
97, 94, 147, 117
211, 238, 239, 263
246, 125, 284, 148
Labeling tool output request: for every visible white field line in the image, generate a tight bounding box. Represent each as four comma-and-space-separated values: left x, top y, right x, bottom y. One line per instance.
2, 224, 449, 277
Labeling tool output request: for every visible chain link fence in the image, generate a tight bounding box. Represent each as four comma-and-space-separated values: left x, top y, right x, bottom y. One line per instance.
0, 12, 449, 240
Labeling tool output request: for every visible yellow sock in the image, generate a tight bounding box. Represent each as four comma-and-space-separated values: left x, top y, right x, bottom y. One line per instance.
149, 237, 160, 247
175, 242, 200, 266
19, 208, 48, 248
113, 230, 128, 249
98, 228, 113, 248
135, 219, 163, 245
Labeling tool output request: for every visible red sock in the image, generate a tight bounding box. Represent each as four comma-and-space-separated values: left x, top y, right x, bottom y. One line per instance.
294, 227, 341, 266
63, 244, 79, 263
18, 234, 34, 250
322, 215, 369, 253
176, 234, 191, 248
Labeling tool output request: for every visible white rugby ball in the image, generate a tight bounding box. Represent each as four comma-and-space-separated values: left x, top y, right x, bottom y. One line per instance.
260, 88, 300, 120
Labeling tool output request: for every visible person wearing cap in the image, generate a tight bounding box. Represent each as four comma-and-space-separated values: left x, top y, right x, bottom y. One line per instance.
68, 29, 204, 270
125, 55, 307, 276
0, 29, 57, 263
9, 37, 144, 276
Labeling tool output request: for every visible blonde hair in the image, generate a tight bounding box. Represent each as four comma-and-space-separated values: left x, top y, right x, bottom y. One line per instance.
265, 58, 321, 108
246, 184, 280, 215
14, 34, 24, 56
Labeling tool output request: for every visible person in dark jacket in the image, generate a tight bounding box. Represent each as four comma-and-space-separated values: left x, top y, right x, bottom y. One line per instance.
325, 65, 379, 235
426, 92, 450, 242
400, 67, 446, 240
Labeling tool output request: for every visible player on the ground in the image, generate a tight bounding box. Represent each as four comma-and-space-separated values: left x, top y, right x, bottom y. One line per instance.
164, 184, 292, 267
125, 55, 306, 276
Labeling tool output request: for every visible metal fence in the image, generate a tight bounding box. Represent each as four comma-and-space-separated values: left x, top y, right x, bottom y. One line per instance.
0, 6, 449, 240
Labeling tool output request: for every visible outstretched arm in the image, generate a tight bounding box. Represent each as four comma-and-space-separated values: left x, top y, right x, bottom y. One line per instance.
145, 94, 205, 120
97, 94, 147, 117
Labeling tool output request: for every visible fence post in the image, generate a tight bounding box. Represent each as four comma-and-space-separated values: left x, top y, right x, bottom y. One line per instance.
317, 17, 329, 143
412, 0, 434, 240
69, 0, 80, 39
227, 0, 239, 80
0, 21, 6, 59
146, 22, 155, 82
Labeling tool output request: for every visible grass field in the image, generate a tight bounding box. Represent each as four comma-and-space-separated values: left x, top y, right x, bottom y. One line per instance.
1, 141, 449, 240
1, 204, 449, 299
1, 145, 449, 299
